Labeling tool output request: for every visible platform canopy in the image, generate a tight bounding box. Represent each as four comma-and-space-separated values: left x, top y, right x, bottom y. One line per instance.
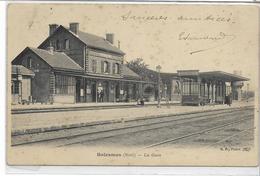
199, 71, 249, 82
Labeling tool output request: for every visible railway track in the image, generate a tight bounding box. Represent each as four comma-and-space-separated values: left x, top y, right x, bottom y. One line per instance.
12, 106, 254, 147
204, 127, 256, 148
59, 112, 254, 148
141, 116, 254, 149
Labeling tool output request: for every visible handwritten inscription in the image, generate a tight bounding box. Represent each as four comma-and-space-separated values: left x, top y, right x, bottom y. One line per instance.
177, 14, 235, 23
178, 32, 234, 41
121, 11, 168, 22
120, 11, 235, 23
119, 11, 237, 55
178, 32, 236, 54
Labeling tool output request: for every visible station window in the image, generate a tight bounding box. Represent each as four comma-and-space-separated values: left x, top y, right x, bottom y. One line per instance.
27, 57, 32, 69
11, 81, 19, 94
56, 40, 60, 50
182, 81, 199, 95
55, 75, 75, 95
64, 39, 70, 50
92, 60, 97, 73
114, 63, 120, 74
103, 61, 109, 73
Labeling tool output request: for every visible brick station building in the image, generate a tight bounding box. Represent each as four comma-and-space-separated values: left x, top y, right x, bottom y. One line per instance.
12, 23, 157, 104
11, 22, 249, 105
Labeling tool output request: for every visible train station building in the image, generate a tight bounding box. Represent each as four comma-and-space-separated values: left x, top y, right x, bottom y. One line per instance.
11, 22, 249, 105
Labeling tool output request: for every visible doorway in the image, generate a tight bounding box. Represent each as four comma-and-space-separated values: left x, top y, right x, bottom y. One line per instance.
115, 83, 120, 102
76, 79, 81, 103
91, 83, 97, 102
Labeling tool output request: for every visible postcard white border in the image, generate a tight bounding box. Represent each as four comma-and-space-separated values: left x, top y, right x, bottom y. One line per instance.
1, 1, 259, 176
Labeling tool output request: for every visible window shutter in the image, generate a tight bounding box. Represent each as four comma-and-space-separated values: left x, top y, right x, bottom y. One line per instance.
101, 61, 104, 73
112, 63, 115, 74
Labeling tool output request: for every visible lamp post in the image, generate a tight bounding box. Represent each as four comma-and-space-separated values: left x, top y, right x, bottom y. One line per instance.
156, 65, 162, 108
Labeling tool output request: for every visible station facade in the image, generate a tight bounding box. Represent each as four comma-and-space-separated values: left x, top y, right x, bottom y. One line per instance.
12, 23, 157, 104
11, 23, 249, 105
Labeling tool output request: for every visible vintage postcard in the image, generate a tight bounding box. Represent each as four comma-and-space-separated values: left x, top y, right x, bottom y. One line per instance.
7, 3, 259, 166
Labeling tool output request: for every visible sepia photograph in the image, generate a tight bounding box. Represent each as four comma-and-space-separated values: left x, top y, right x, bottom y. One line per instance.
7, 3, 259, 166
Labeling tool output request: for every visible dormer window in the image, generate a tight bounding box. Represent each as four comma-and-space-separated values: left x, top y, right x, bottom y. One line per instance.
64, 39, 70, 50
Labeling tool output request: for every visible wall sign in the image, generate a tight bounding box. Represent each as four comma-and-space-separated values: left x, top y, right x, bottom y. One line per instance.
86, 88, 91, 94
80, 89, 84, 96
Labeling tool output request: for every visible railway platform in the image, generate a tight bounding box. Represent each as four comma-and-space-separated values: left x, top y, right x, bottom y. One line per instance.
11, 101, 180, 114
11, 100, 254, 136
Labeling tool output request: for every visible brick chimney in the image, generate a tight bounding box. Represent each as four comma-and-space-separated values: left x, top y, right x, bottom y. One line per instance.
49, 24, 59, 36
69, 22, 79, 35
106, 33, 114, 44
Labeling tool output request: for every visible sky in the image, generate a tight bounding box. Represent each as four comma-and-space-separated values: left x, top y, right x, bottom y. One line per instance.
7, 3, 259, 90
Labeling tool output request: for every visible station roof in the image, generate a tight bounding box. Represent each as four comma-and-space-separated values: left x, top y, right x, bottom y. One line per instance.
76, 30, 125, 55
39, 25, 125, 55
28, 47, 84, 72
199, 71, 249, 82
122, 65, 141, 80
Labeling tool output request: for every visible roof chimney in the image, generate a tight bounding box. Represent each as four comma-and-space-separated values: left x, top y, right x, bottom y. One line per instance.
49, 24, 59, 36
106, 33, 114, 44
69, 22, 79, 35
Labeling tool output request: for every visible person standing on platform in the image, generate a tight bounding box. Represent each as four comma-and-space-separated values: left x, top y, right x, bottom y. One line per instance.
100, 90, 104, 102
227, 93, 232, 106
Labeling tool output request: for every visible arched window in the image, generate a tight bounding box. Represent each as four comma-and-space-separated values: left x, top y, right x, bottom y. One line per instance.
115, 63, 119, 74
64, 39, 70, 50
